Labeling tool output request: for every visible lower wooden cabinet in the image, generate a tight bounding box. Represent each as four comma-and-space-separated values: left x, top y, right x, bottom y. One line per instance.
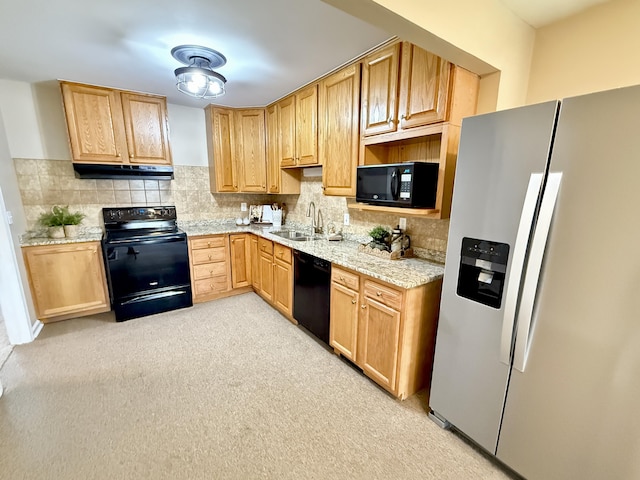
22, 241, 110, 322
188, 234, 231, 302
257, 238, 274, 302
330, 265, 442, 399
229, 234, 251, 288
250, 234, 260, 290
272, 243, 293, 316
253, 238, 293, 320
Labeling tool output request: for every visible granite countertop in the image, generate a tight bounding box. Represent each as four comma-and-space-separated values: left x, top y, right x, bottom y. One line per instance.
180, 221, 445, 289
19, 221, 445, 289
20, 230, 104, 247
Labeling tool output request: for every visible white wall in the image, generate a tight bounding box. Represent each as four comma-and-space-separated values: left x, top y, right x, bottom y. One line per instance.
0, 107, 39, 344
166, 104, 208, 167
527, 0, 640, 104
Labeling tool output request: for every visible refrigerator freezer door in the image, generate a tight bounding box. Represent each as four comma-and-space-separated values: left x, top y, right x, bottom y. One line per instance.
497, 86, 640, 479
429, 101, 559, 453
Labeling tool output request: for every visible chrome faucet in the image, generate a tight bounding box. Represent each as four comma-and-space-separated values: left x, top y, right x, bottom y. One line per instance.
306, 202, 323, 235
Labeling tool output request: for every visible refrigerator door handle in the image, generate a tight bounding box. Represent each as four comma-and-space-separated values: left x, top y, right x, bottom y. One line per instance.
513, 172, 563, 372
500, 173, 543, 366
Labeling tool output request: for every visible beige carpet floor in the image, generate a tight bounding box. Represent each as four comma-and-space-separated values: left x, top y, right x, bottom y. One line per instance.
0, 293, 516, 479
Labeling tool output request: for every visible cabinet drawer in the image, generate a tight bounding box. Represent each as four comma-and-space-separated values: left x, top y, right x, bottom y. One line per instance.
193, 262, 227, 281
332, 267, 359, 291
364, 280, 402, 311
191, 236, 226, 250
194, 276, 228, 296
258, 238, 273, 256
273, 244, 291, 264
191, 247, 226, 265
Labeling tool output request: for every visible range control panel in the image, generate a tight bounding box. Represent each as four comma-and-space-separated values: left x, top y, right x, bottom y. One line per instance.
102, 206, 177, 224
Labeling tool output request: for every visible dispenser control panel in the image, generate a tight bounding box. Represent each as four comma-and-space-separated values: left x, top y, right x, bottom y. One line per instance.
457, 237, 510, 309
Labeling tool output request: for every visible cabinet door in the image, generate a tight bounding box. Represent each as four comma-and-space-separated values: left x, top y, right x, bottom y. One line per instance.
398, 42, 451, 130
236, 109, 267, 192
209, 107, 238, 192
121, 93, 172, 165
250, 235, 260, 290
273, 259, 292, 316
319, 63, 361, 196
259, 253, 273, 302
361, 43, 400, 136
23, 242, 110, 321
60, 82, 128, 164
330, 282, 359, 362
229, 234, 251, 288
296, 84, 318, 166
266, 104, 280, 193
360, 296, 401, 392
278, 95, 297, 167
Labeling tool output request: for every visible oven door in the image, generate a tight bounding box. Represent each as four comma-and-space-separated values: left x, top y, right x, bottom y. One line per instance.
103, 234, 191, 300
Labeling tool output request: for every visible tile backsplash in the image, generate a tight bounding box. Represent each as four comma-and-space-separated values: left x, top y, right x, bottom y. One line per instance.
15, 158, 449, 253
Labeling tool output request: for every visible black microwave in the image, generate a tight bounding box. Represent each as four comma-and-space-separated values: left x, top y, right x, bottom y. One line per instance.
356, 162, 439, 208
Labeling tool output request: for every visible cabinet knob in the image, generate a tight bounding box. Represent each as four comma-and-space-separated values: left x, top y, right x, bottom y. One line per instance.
376, 291, 382, 296
207, 242, 211, 247
209, 270, 213, 275
339, 276, 345, 281
387, 116, 393, 124
361, 305, 366, 309
208, 255, 212, 260
116, 151, 121, 158
129, 153, 134, 158
351, 299, 356, 304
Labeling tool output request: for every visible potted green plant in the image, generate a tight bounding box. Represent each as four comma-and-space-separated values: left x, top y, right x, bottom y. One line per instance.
368, 225, 391, 251
37, 205, 85, 239
61, 207, 86, 238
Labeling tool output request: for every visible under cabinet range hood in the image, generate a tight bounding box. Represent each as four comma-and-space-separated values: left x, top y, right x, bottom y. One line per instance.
73, 163, 174, 180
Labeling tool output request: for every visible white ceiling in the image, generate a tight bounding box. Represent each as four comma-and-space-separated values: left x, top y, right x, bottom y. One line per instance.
0, 0, 616, 108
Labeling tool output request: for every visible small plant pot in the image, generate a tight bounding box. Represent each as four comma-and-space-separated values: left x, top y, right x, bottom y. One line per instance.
63, 224, 79, 238
48, 226, 65, 239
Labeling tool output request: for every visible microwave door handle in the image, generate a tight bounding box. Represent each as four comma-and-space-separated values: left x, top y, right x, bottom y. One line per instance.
390, 169, 400, 200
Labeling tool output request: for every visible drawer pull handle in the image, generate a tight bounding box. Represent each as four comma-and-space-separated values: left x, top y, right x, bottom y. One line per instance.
351, 299, 356, 304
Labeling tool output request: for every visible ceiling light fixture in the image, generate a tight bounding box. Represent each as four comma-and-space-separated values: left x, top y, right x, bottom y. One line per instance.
171, 45, 227, 99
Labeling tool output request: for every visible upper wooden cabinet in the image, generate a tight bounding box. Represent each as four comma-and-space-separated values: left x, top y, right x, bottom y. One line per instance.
207, 107, 237, 192
319, 63, 361, 197
60, 82, 172, 165
278, 84, 318, 168
361, 42, 452, 138
361, 43, 401, 137
266, 105, 301, 194
206, 106, 267, 193
398, 42, 451, 130
235, 109, 267, 192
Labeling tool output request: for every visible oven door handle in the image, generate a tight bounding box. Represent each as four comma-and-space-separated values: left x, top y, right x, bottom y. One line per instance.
105, 235, 186, 245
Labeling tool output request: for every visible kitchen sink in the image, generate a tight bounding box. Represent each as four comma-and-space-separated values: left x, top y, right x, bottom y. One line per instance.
271, 230, 319, 242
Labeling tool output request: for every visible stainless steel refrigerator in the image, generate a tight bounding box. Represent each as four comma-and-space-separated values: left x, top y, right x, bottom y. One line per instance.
429, 85, 640, 479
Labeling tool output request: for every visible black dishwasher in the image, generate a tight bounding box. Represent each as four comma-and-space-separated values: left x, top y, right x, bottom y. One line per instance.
293, 250, 331, 345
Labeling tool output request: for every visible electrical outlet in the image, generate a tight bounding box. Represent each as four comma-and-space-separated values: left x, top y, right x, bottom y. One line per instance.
240, 202, 247, 212
343, 213, 350, 226
399, 217, 407, 230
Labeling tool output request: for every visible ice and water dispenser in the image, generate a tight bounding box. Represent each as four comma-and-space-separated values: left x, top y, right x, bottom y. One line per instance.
456, 237, 510, 309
